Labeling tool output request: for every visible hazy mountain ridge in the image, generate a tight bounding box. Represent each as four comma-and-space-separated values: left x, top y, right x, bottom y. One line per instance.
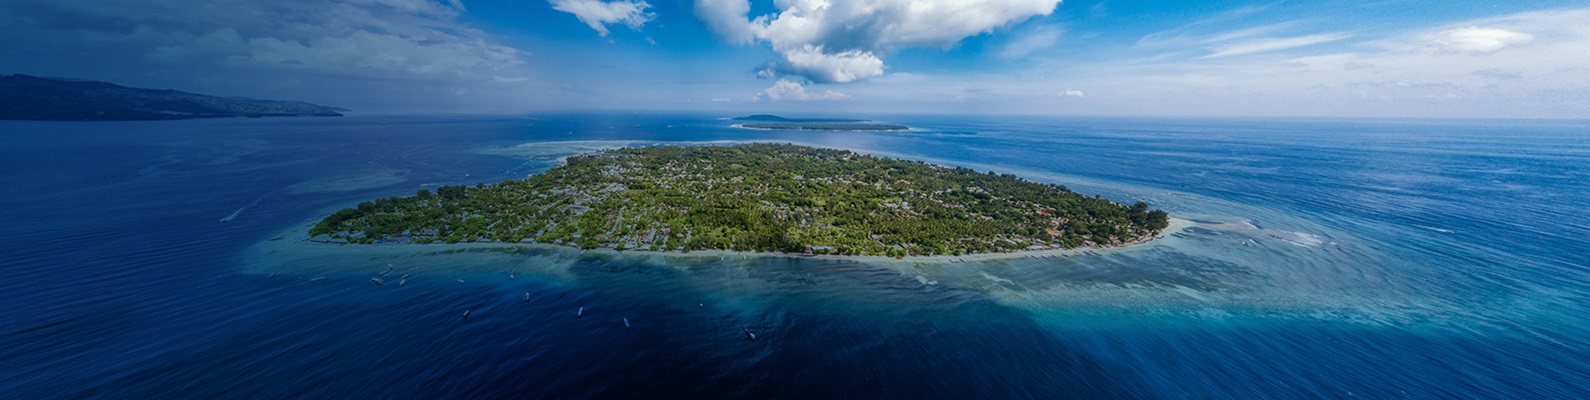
0, 75, 345, 120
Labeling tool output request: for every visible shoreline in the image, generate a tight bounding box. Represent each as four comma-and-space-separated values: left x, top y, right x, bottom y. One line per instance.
310, 144, 1170, 261
247, 216, 1194, 272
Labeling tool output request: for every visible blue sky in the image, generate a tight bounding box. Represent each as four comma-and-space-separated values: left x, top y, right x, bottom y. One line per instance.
3, 0, 1587, 117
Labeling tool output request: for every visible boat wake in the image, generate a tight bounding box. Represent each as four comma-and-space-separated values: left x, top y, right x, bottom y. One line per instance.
221, 190, 277, 223
1415, 225, 1456, 234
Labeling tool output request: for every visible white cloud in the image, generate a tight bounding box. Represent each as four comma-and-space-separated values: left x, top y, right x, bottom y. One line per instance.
799, 7, 1590, 118
347, 0, 465, 17
1135, 6, 1292, 48
1000, 24, 1063, 59
697, 0, 1061, 83
1134, 11, 1345, 61
1201, 33, 1352, 58
1012, 7, 1590, 117
756, 79, 851, 101
1430, 27, 1533, 53
750, 0, 1062, 49
773, 45, 886, 83
694, 0, 757, 44
548, 0, 654, 36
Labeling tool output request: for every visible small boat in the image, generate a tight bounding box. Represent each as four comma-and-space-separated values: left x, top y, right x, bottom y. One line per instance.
456, 279, 465, 284
577, 307, 584, 318
399, 278, 407, 286
743, 328, 757, 341
370, 277, 384, 285
461, 310, 471, 320
623, 318, 631, 328
522, 292, 531, 302
268, 272, 277, 279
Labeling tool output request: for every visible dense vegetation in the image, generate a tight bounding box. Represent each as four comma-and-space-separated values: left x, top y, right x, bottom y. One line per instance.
732, 114, 864, 122
311, 144, 1169, 258
740, 123, 909, 131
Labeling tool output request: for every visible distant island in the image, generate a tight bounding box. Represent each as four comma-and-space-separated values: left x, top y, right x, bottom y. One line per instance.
0, 74, 345, 121
311, 144, 1169, 258
733, 114, 867, 123
733, 114, 909, 131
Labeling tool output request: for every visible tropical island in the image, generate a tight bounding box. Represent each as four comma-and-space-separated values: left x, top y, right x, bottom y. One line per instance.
0, 74, 345, 121
733, 114, 909, 131
733, 114, 866, 123
310, 144, 1169, 258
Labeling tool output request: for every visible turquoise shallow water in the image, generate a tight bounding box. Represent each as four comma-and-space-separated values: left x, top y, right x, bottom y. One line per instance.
1, 114, 1587, 398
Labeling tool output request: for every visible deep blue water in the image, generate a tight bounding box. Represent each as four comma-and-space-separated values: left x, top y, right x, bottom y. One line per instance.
2, 114, 1587, 398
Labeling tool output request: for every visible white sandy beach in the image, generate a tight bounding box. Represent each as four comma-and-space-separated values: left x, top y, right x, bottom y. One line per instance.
244, 212, 1196, 276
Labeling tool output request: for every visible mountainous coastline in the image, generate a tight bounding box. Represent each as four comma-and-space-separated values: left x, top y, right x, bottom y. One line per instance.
0, 75, 345, 121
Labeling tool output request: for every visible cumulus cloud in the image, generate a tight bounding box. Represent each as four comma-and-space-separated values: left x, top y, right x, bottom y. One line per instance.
756, 79, 851, 101
697, 0, 1062, 83
1430, 27, 1533, 53
548, 0, 654, 36
694, 0, 756, 44
769, 45, 886, 83
720, 6, 1590, 118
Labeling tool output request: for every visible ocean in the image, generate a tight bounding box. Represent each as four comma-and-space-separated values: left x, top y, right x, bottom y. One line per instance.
2, 114, 1586, 398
